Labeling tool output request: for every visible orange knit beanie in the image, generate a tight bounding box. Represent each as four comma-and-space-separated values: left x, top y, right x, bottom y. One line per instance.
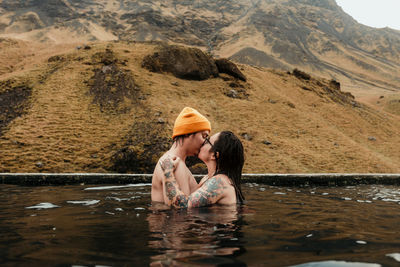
172, 107, 211, 139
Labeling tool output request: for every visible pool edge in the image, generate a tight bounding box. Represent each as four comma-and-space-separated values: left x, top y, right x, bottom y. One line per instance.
1, 173, 400, 186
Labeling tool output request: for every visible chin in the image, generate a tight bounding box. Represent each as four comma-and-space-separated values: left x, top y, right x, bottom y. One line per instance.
198, 154, 205, 162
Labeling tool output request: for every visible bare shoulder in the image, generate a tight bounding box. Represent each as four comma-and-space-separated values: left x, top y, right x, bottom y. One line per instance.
205, 175, 236, 204
203, 175, 230, 189
186, 175, 227, 207
151, 155, 167, 202
206, 175, 231, 186
152, 153, 169, 182
200, 175, 229, 195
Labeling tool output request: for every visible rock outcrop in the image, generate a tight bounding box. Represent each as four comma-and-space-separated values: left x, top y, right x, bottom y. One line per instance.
142, 45, 248, 82
215, 58, 246, 82
142, 45, 219, 80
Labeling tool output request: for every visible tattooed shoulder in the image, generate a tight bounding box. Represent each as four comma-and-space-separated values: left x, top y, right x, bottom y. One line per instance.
188, 176, 228, 208
205, 176, 228, 190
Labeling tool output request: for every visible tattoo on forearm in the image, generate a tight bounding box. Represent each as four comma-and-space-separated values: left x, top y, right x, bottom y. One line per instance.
164, 170, 172, 179
160, 158, 174, 172
168, 176, 228, 208
165, 181, 177, 200
161, 158, 228, 208
174, 195, 189, 208
189, 193, 211, 207
188, 178, 227, 207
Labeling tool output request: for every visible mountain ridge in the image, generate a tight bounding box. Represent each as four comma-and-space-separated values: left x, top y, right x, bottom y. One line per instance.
1, 0, 400, 100
1, 1, 400, 173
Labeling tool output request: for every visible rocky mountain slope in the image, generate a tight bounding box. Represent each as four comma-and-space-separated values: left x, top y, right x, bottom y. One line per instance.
1, 41, 399, 173
1, 1, 400, 173
1, 0, 400, 100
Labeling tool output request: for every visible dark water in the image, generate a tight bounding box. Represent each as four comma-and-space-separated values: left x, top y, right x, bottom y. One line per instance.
1, 183, 400, 266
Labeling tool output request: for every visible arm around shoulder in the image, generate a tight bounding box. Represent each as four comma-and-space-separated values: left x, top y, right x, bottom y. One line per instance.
186, 176, 227, 208
160, 157, 228, 208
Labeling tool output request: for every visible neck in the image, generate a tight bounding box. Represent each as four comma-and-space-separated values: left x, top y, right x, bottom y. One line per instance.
205, 160, 217, 178
169, 143, 188, 162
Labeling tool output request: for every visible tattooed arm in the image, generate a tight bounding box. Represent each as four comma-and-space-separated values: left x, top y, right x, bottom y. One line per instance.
161, 157, 227, 208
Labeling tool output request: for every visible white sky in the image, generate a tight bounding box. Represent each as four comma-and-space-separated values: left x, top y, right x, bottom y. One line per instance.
336, 0, 400, 30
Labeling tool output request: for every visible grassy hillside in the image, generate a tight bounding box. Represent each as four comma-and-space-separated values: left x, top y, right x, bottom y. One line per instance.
1, 39, 400, 173
2, 0, 400, 100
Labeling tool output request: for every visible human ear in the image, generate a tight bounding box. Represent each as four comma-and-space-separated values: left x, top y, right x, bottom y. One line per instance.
211, 151, 219, 160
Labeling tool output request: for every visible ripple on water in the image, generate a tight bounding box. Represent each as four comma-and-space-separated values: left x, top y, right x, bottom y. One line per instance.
2, 183, 399, 266
84, 183, 151, 190
25, 202, 60, 209
105, 196, 140, 202
386, 253, 400, 262
66, 200, 100, 206
366, 186, 400, 203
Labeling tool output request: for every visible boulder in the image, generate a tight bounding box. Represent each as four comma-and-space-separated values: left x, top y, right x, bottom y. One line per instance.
330, 79, 340, 90
215, 58, 247, 81
142, 45, 219, 80
292, 68, 311, 80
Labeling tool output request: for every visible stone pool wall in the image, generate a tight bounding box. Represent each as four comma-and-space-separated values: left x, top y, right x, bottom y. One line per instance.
1, 173, 400, 186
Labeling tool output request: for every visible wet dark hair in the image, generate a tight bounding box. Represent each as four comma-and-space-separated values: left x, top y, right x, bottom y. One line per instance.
173, 133, 195, 147
211, 131, 245, 204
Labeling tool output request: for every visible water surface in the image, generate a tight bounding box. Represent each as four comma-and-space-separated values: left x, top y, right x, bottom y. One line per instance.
1, 183, 400, 266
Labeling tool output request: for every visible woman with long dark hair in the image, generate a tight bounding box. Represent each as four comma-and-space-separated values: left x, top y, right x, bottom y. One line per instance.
160, 131, 245, 208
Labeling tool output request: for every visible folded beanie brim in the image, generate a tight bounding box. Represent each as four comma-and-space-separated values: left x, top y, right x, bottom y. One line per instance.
172, 120, 211, 139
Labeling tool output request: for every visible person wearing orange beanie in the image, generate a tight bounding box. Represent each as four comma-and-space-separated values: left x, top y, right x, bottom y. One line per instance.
151, 107, 211, 204
172, 107, 211, 139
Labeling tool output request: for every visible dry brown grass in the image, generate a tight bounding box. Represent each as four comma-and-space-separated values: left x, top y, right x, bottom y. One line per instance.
1, 40, 400, 173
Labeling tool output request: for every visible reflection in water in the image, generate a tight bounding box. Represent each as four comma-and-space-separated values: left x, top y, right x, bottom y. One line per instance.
147, 204, 247, 266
